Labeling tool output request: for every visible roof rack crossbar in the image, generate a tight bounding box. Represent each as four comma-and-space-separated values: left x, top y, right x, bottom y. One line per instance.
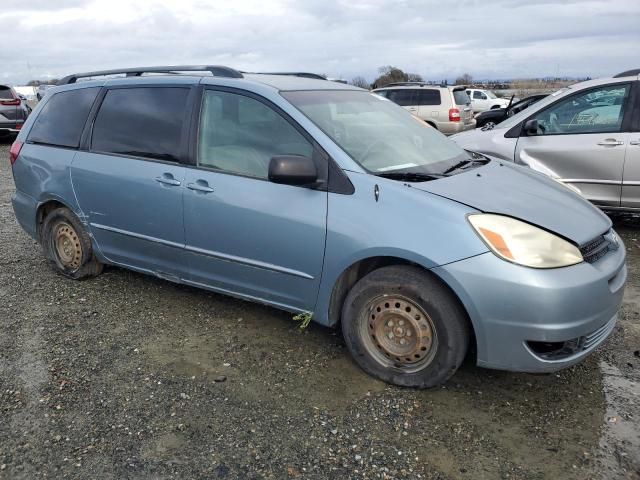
58, 65, 244, 85
613, 69, 640, 78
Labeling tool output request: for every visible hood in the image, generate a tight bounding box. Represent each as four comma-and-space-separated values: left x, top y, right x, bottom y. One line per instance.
412, 161, 611, 246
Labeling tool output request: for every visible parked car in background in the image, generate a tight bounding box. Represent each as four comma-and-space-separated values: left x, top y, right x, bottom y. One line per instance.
0, 85, 31, 138
37, 84, 56, 101
452, 69, 640, 210
475, 94, 548, 129
465, 88, 510, 112
373, 83, 475, 134
10, 65, 625, 388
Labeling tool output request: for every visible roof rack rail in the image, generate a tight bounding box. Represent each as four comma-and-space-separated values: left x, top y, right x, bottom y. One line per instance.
385, 82, 449, 88
249, 72, 327, 80
613, 69, 640, 78
57, 65, 244, 85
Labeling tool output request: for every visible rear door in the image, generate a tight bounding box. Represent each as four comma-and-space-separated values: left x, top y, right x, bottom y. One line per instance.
71, 86, 192, 279
182, 88, 328, 311
514, 82, 633, 208
415, 89, 441, 123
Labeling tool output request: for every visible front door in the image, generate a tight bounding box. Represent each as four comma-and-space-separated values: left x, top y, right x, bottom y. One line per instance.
71, 86, 192, 278
183, 89, 328, 311
515, 82, 633, 208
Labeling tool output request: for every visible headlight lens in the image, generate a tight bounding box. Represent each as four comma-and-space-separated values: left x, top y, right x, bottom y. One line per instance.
468, 214, 583, 268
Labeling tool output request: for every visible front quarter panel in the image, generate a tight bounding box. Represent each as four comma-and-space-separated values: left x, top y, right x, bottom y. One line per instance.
314, 171, 488, 324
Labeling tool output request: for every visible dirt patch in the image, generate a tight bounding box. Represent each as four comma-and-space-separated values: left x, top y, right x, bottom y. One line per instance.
0, 139, 638, 479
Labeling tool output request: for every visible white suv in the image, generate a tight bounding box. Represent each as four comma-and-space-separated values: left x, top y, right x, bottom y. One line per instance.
466, 89, 510, 113
373, 83, 476, 135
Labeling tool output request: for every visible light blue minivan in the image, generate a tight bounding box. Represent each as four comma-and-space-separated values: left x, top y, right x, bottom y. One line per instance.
9, 66, 626, 388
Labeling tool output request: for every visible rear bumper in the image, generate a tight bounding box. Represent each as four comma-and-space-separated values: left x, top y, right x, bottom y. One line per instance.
433, 241, 626, 373
438, 120, 476, 136
0, 121, 23, 133
11, 190, 38, 240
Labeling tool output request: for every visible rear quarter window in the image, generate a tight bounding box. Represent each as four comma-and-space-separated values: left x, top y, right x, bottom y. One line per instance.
28, 88, 100, 148
415, 89, 441, 106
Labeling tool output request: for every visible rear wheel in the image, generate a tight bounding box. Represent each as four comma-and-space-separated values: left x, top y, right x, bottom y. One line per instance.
341, 265, 469, 388
41, 207, 103, 279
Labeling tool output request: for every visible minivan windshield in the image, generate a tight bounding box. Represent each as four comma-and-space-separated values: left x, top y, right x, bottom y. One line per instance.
282, 90, 471, 175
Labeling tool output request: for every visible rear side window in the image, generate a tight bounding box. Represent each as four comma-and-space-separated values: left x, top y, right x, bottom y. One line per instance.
28, 88, 99, 148
415, 90, 441, 106
92, 87, 189, 162
386, 90, 416, 106
0, 86, 14, 99
453, 90, 471, 105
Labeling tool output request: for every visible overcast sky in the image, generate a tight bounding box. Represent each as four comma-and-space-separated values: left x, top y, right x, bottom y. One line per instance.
2, 0, 639, 85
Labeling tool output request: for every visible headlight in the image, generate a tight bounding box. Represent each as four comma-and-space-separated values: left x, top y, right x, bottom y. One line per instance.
468, 214, 583, 268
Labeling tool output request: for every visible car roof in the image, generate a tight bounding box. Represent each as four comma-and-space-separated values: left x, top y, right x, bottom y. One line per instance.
54, 66, 363, 93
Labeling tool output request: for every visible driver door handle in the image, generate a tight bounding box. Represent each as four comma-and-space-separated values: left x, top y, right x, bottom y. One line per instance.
187, 181, 214, 193
597, 139, 624, 146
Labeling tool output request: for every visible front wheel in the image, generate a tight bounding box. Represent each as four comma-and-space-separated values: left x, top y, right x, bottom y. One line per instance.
341, 266, 470, 388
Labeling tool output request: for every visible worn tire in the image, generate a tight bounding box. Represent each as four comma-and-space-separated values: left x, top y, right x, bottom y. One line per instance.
341, 265, 470, 388
41, 207, 103, 280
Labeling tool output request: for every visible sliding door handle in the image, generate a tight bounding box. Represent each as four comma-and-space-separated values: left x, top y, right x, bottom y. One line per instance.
155, 175, 181, 186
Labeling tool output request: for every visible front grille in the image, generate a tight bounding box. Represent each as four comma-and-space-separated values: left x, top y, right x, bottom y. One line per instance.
580, 234, 609, 264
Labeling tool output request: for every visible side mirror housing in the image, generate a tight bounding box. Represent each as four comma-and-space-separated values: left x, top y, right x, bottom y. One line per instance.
268, 155, 317, 186
523, 119, 539, 136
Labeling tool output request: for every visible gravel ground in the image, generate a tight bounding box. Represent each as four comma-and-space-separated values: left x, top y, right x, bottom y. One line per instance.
0, 139, 638, 479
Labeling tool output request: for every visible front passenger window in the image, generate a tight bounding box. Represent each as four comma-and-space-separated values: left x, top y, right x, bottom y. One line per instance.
533, 84, 630, 135
198, 91, 313, 179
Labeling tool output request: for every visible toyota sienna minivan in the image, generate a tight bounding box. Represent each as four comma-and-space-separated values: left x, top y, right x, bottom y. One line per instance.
10, 65, 626, 388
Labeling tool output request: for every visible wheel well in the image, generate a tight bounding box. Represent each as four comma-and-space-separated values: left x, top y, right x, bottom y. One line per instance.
36, 200, 66, 241
328, 256, 477, 358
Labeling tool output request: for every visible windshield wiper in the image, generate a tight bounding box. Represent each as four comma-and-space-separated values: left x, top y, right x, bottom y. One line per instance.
375, 171, 446, 182
442, 157, 489, 175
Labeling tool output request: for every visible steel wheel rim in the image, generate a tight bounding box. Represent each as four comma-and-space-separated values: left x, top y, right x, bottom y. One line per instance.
53, 222, 82, 270
360, 295, 438, 373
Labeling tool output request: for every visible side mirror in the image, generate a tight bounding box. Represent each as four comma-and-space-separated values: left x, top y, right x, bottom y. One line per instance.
523, 119, 540, 136
268, 155, 317, 186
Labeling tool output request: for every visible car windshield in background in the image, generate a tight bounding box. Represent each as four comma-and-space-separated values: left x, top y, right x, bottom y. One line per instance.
486, 91, 498, 99
282, 90, 471, 175
453, 90, 471, 105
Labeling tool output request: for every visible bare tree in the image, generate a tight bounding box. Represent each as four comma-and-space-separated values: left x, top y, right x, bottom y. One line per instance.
373, 66, 409, 88
455, 73, 473, 86
350, 76, 370, 89
407, 73, 424, 82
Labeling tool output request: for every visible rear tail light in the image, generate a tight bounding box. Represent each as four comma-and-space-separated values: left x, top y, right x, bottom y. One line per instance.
15, 124, 22, 130
449, 108, 461, 122
0, 98, 21, 106
9, 141, 23, 166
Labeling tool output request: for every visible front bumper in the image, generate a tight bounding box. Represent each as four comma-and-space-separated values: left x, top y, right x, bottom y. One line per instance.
433, 241, 626, 373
